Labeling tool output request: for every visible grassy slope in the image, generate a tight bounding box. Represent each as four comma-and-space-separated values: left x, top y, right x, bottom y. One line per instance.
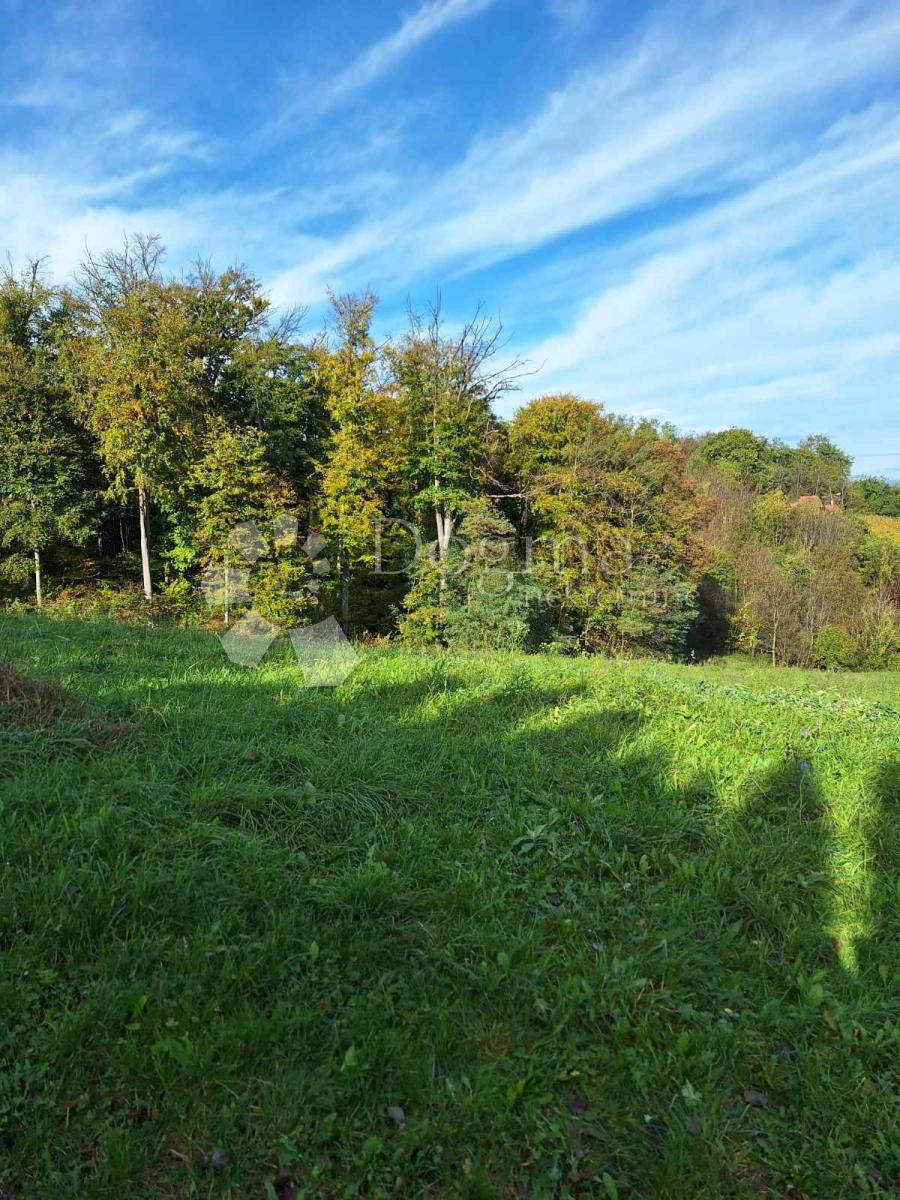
1, 614, 898, 1199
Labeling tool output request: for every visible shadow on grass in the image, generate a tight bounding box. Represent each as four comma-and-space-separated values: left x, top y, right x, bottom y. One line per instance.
1, 613, 898, 1197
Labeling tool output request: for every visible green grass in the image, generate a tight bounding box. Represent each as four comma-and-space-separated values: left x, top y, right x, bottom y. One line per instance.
1, 613, 898, 1199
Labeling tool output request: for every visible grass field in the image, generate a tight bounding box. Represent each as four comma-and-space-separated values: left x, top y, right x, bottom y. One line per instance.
1, 613, 898, 1198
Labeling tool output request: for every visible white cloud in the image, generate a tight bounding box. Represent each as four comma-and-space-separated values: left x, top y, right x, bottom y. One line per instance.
265, 0, 497, 138
2, 0, 899, 466
262, 3, 900, 301
509, 115, 900, 462
323, 0, 495, 104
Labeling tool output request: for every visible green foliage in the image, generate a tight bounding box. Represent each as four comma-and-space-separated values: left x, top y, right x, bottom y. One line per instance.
699, 460, 897, 666
705, 550, 735, 589
778, 434, 851, 499
858, 604, 900, 670
849, 475, 900, 517
750, 490, 792, 545
189, 421, 295, 572
318, 292, 398, 576
223, 339, 330, 497
395, 555, 446, 645
74, 274, 205, 502
813, 624, 860, 670
400, 502, 540, 651
509, 395, 706, 658
389, 299, 519, 570
694, 428, 851, 501
0, 550, 33, 597
391, 313, 489, 513
695, 427, 774, 489
607, 565, 699, 657
0, 238, 895, 670
0, 265, 95, 597
250, 557, 317, 629
154, 577, 198, 620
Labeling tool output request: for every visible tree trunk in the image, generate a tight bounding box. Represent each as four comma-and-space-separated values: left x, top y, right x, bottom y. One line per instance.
224, 562, 230, 626
435, 505, 454, 592
434, 506, 454, 561
33, 547, 43, 609
435, 507, 445, 560
138, 486, 152, 599
340, 549, 350, 635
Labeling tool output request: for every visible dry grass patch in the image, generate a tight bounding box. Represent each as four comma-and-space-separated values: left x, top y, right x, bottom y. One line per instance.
0, 658, 133, 746
0, 658, 89, 728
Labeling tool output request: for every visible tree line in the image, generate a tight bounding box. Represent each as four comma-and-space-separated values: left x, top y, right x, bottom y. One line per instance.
1, 237, 898, 669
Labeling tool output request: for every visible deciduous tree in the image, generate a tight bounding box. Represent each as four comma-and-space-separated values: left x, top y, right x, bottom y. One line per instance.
72, 236, 207, 598
0, 264, 94, 605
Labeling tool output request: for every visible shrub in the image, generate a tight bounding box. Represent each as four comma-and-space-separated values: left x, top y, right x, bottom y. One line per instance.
750, 491, 793, 546
0, 551, 32, 600
858, 606, 900, 670
398, 503, 546, 652
442, 582, 533, 651
251, 559, 318, 629
813, 625, 859, 671
609, 566, 699, 658
399, 552, 539, 651
153, 578, 200, 622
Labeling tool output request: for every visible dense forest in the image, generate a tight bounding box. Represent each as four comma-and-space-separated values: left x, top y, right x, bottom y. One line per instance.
1, 236, 898, 669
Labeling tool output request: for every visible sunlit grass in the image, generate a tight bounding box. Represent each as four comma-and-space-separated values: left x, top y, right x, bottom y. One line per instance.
1, 613, 898, 1198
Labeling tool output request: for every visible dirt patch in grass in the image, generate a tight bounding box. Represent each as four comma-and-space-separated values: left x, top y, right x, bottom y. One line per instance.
0, 659, 133, 747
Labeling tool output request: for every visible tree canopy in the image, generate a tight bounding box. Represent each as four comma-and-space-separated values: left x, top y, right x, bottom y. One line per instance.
0, 240, 897, 669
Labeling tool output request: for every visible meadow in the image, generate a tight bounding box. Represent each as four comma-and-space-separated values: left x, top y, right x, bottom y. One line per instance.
1, 613, 898, 1198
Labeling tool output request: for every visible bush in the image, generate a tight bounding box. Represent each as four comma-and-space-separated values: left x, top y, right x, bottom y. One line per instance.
251, 559, 318, 629
442, 581, 533, 651
610, 566, 699, 659
0, 551, 32, 601
153, 578, 200, 622
858, 606, 900, 671
47, 583, 150, 622
398, 552, 539, 651
538, 631, 582, 656
813, 625, 859, 671
398, 503, 546, 651
750, 491, 792, 546
396, 553, 445, 646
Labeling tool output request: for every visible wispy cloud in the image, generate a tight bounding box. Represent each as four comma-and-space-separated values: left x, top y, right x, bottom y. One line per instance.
266, 4, 900, 301
1, 0, 899, 466
512, 109, 900, 464
265, 0, 496, 139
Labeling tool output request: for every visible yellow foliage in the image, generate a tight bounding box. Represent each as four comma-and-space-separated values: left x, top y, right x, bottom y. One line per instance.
864, 514, 900, 545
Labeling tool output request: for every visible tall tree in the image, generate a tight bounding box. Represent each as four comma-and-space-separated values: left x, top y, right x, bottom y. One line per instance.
318, 291, 397, 632
72, 236, 206, 598
389, 297, 525, 568
693, 427, 774, 490
774, 434, 852, 500
849, 476, 900, 517
508, 395, 706, 655
0, 264, 94, 605
189, 420, 297, 624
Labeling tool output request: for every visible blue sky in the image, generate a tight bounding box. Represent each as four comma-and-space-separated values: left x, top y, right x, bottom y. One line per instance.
2, 0, 899, 476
